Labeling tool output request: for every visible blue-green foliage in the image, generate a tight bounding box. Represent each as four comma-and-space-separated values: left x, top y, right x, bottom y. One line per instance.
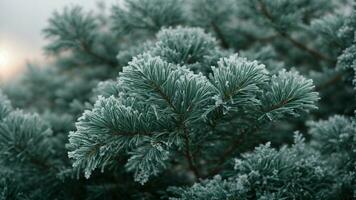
111, 0, 185, 34
1, 0, 356, 199
44, 6, 118, 67
308, 115, 356, 163
261, 70, 319, 120
68, 29, 319, 184
151, 27, 225, 72
0, 91, 81, 199
169, 135, 333, 200
308, 115, 356, 199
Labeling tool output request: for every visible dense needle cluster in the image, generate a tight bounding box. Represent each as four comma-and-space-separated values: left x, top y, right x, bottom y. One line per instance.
0, 0, 355, 199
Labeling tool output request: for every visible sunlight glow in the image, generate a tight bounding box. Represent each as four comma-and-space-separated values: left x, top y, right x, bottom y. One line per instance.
0, 50, 10, 68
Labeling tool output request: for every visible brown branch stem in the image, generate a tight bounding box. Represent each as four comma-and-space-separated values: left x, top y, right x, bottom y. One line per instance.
203, 137, 244, 178
183, 126, 201, 179
81, 42, 117, 67
280, 32, 334, 62
315, 73, 343, 91
257, 0, 335, 63
203, 126, 259, 178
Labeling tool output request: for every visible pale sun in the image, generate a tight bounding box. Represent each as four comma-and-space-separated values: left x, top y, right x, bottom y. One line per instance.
0, 50, 10, 68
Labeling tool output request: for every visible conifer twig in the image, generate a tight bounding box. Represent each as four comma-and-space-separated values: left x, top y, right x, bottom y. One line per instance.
315, 73, 343, 91
203, 137, 244, 178
183, 126, 201, 178
257, 0, 335, 63
204, 127, 254, 178
211, 22, 229, 49
148, 77, 201, 178
80, 42, 117, 67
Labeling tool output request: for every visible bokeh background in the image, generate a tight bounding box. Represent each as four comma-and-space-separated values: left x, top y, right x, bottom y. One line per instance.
0, 0, 120, 81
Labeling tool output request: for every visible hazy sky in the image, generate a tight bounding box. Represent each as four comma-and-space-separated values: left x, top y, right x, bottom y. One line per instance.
0, 0, 120, 81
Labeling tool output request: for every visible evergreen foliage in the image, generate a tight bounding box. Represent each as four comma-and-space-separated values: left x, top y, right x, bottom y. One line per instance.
68, 52, 318, 185
1, 0, 356, 199
111, 0, 185, 34
169, 135, 334, 200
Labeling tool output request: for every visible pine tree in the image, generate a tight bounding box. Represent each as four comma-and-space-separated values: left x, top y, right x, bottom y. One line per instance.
1, 0, 356, 199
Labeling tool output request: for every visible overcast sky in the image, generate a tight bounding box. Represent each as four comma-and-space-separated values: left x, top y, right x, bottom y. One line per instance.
0, 0, 120, 80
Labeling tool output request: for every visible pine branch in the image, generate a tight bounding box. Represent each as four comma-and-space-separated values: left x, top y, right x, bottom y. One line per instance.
263, 98, 292, 114
204, 138, 244, 178
257, 0, 335, 63
183, 126, 201, 178
315, 72, 344, 91
261, 70, 319, 120
211, 22, 229, 49
148, 78, 178, 114
203, 127, 252, 178
13, 144, 52, 171
280, 32, 335, 62
80, 42, 117, 67
145, 69, 202, 178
